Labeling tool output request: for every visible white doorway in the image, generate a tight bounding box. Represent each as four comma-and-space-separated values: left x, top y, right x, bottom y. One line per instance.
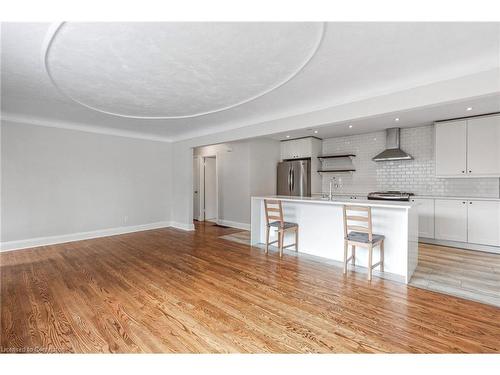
193, 157, 201, 221
193, 155, 218, 222
204, 157, 217, 221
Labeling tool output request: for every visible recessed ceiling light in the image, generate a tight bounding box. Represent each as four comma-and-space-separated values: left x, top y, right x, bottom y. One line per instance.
286, 135, 290, 138
395, 118, 400, 122
467, 107, 472, 111
348, 125, 353, 128
314, 130, 318, 134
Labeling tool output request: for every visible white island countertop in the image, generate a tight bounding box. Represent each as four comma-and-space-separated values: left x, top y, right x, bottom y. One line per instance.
251, 195, 418, 283
413, 195, 500, 201
252, 195, 414, 209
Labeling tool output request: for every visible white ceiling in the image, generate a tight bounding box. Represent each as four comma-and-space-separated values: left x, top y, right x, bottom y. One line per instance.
45, 22, 324, 118
269, 94, 500, 141
2, 22, 500, 141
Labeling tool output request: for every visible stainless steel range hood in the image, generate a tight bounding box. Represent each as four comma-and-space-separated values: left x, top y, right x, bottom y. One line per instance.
372, 128, 413, 162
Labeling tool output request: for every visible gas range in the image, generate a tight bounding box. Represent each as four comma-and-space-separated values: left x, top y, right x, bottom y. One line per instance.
367, 191, 414, 202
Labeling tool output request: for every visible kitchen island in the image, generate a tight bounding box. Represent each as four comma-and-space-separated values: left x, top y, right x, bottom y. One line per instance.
251, 196, 418, 283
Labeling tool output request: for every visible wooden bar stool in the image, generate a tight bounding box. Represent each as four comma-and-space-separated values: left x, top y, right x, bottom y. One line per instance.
264, 199, 298, 258
342, 205, 384, 281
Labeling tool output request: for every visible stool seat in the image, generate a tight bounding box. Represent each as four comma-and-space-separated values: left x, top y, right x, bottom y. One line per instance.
268, 221, 298, 229
346, 231, 384, 244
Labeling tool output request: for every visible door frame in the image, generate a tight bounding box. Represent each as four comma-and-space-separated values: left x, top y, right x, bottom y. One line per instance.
193, 156, 202, 221
196, 155, 218, 223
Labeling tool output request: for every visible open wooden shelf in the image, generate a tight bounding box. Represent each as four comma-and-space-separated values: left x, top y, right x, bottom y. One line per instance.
317, 169, 356, 173
317, 154, 356, 160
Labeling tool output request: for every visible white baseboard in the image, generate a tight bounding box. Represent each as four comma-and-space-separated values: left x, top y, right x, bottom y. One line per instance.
169, 221, 195, 231
217, 219, 250, 231
1, 221, 172, 252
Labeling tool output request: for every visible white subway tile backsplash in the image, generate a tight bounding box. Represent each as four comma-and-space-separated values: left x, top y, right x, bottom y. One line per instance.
321, 125, 500, 198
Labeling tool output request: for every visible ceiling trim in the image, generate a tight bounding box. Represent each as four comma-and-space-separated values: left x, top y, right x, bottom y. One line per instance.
1, 112, 173, 143
42, 22, 326, 120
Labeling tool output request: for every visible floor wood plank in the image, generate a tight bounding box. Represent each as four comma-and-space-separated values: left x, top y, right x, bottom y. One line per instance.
410, 243, 500, 307
1, 222, 499, 353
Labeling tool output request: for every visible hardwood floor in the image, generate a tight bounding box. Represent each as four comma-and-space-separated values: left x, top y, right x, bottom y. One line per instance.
1, 222, 499, 353
411, 243, 500, 307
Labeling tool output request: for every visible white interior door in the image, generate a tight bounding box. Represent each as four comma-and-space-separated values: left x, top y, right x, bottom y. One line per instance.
193, 157, 200, 221
204, 157, 217, 221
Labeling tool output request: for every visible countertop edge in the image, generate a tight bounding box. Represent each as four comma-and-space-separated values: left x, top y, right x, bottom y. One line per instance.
252, 196, 413, 209
412, 195, 500, 201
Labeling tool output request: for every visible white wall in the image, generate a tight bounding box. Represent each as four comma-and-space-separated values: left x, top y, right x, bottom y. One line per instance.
1, 121, 172, 245
320, 125, 500, 197
248, 138, 280, 197
194, 138, 279, 227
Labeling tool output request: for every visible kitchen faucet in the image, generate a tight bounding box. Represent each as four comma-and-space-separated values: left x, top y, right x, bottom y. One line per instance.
328, 177, 336, 200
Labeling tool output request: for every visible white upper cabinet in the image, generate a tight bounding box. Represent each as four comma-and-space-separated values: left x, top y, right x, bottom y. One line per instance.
411, 198, 435, 239
280, 137, 318, 160
435, 114, 500, 178
434, 199, 468, 242
435, 120, 467, 176
280, 140, 293, 160
467, 115, 500, 176
467, 200, 500, 246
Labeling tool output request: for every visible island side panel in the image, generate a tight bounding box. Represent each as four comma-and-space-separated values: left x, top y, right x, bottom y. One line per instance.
363, 206, 409, 278
251, 198, 411, 281
406, 205, 419, 283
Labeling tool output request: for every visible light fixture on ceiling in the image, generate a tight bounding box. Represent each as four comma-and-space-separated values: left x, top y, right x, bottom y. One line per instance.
286, 135, 290, 138
395, 117, 400, 122
348, 125, 353, 128
467, 107, 473, 111
314, 130, 318, 134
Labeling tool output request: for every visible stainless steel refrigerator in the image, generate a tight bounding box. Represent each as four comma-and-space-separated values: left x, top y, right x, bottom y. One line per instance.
277, 159, 311, 197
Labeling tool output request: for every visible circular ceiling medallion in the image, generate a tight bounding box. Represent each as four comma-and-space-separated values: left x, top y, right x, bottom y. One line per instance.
43, 22, 324, 119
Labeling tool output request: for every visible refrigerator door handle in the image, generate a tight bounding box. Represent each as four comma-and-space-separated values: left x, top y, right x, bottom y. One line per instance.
291, 169, 294, 191
288, 167, 292, 192
299, 162, 305, 196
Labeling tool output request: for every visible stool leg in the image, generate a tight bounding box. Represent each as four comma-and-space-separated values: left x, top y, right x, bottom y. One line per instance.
277, 228, 281, 251
265, 225, 270, 254
351, 245, 356, 266
343, 240, 348, 274
367, 244, 373, 281
380, 240, 384, 272
279, 230, 284, 258
295, 227, 299, 252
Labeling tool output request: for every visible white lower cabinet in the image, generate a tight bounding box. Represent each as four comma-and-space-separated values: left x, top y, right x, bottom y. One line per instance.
467, 200, 500, 246
434, 199, 468, 242
412, 198, 435, 238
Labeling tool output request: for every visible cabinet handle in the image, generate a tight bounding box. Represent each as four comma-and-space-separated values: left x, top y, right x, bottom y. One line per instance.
462, 201, 466, 204
469, 170, 472, 173
469, 202, 472, 204
461, 170, 465, 173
